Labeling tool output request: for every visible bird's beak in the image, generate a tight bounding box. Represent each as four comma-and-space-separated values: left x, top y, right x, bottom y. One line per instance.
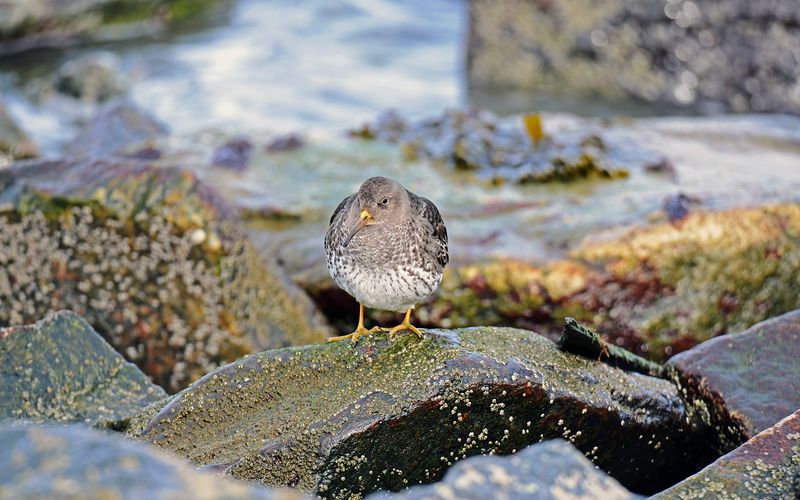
343, 210, 372, 247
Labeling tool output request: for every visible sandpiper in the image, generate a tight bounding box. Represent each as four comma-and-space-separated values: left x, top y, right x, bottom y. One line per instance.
324, 176, 448, 343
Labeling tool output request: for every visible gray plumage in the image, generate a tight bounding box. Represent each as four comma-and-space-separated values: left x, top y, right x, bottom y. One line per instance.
325, 176, 448, 313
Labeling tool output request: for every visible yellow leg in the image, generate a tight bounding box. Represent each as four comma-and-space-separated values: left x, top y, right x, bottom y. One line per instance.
327, 304, 383, 343
388, 308, 423, 340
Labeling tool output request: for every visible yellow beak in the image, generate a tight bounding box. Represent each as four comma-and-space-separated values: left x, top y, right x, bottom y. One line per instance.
343, 210, 372, 247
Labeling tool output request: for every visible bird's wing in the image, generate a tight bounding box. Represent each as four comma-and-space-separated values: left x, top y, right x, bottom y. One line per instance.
409, 192, 449, 267
330, 193, 356, 226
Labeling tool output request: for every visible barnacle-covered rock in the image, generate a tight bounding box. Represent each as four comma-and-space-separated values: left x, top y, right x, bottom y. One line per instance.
129, 328, 715, 497
349, 109, 661, 185
0, 310, 166, 427
653, 410, 800, 499
0, 423, 307, 499
666, 310, 800, 454
0, 158, 331, 391
370, 439, 641, 500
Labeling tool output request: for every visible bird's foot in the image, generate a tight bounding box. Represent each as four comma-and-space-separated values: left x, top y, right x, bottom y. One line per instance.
388, 321, 423, 341
326, 325, 385, 344
598, 340, 610, 361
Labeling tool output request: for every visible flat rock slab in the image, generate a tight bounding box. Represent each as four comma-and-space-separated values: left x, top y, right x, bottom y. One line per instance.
130, 328, 715, 497
0, 310, 166, 427
667, 310, 800, 452
654, 410, 800, 499
369, 439, 641, 500
0, 423, 306, 499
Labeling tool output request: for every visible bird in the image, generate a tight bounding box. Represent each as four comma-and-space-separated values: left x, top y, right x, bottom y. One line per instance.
324, 176, 448, 343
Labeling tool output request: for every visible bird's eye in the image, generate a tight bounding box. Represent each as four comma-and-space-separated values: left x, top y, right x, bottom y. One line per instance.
379, 198, 389, 206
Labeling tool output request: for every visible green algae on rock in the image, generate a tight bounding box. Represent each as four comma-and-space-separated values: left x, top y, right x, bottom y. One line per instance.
130, 327, 714, 497
350, 109, 643, 185
653, 410, 800, 499
369, 439, 641, 500
666, 310, 800, 454
0, 0, 228, 56
0, 423, 307, 500
0, 310, 165, 428
0, 158, 331, 392
571, 203, 800, 359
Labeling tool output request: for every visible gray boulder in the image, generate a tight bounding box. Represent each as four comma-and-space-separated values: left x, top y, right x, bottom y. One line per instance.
667, 309, 800, 453
0, 423, 308, 499
0, 310, 166, 427
369, 439, 641, 500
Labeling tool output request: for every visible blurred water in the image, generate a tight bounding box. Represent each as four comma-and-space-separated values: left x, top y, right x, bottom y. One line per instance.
0, 0, 465, 153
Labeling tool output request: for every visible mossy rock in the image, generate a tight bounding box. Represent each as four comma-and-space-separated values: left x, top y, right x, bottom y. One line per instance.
0, 0, 228, 55
370, 439, 641, 499
0, 158, 331, 391
0, 423, 307, 499
653, 410, 800, 499
129, 327, 716, 497
666, 310, 800, 454
0, 310, 166, 428
570, 203, 800, 358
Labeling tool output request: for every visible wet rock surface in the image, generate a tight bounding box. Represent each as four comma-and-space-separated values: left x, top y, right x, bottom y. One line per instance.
350, 109, 662, 184
468, 0, 800, 114
0, 158, 331, 391
369, 439, 641, 500
0, 99, 37, 163
129, 327, 715, 497
666, 310, 800, 453
65, 100, 169, 158
0, 0, 227, 56
0, 423, 306, 499
0, 310, 165, 427
654, 410, 800, 499
54, 51, 128, 103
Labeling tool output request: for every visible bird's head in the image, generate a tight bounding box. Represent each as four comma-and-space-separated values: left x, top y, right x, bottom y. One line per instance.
343, 176, 408, 247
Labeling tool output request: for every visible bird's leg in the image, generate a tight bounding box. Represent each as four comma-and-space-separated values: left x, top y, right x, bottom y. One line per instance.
388, 308, 423, 340
327, 303, 381, 343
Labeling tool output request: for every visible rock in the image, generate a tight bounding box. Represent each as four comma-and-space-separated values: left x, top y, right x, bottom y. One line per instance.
54, 51, 127, 103
212, 138, 253, 171
129, 328, 715, 497
0, 423, 307, 499
0, 158, 331, 391
570, 203, 800, 359
350, 109, 653, 185
0, 0, 227, 56
266, 133, 305, 153
0, 311, 166, 427
467, 0, 800, 114
369, 439, 641, 500
0, 99, 38, 163
666, 310, 800, 453
65, 99, 168, 158
653, 410, 800, 499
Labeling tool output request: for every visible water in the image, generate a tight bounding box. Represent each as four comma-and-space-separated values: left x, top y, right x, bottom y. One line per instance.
0, 0, 466, 154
